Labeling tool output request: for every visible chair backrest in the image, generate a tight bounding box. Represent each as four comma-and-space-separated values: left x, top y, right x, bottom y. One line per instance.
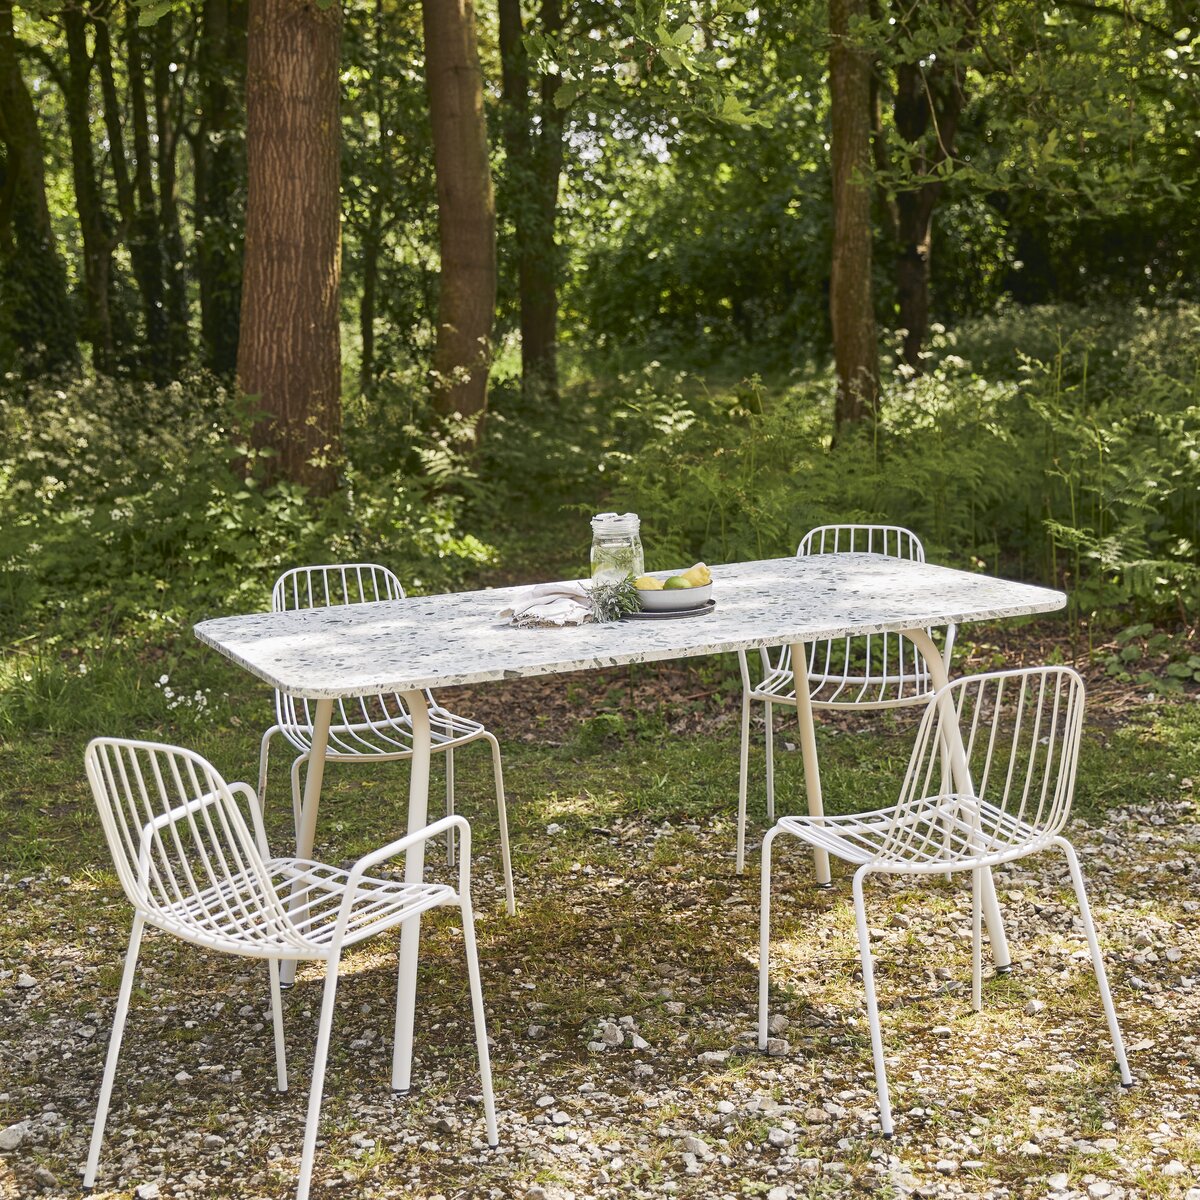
791, 524, 931, 705
85, 738, 290, 944
271, 563, 421, 740
798, 524, 926, 562
895, 666, 1086, 859
272, 563, 405, 613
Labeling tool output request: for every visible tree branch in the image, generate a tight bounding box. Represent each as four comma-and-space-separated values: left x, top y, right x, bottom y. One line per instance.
1056, 0, 1174, 40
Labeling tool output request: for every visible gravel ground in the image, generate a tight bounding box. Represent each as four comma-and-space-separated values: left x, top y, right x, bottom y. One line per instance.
1, 676, 1198, 1200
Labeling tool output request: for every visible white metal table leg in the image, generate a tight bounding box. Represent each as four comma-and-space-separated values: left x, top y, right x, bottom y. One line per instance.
280, 697, 334, 988
789, 641, 831, 886
904, 627, 1012, 970
391, 688, 432, 1093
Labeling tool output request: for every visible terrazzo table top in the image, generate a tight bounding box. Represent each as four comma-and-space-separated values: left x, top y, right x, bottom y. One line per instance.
194, 554, 1065, 698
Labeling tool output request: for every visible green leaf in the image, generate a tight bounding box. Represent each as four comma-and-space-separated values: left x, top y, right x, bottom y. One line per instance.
554, 80, 581, 109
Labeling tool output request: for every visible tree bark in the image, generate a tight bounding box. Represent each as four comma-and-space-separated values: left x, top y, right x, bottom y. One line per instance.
0, 0, 76, 374
62, 0, 116, 373
194, 0, 246, 376
498, 0, 565, 401
829, 0, 879, 431
422, 0, 495, 430
238, 0, 342, 495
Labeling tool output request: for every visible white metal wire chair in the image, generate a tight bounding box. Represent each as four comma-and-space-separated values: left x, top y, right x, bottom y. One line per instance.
757, 667, 1133, 1137
258, 563, 515, 915
735, 525, 956, 869
82, 737, 498, 1200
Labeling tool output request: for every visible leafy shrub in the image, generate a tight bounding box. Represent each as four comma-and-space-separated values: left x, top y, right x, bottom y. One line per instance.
605, 305, 1200, 619
0, 371, 495, 732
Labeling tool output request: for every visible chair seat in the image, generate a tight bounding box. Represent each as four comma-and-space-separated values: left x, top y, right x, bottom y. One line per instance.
150, 858, 456, 958
751, 665, 935, 709
278, 703, 486, 759
775, 794, 1046, 872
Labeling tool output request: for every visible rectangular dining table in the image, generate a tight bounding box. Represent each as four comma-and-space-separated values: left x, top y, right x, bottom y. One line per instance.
195, 553, 1065, 1092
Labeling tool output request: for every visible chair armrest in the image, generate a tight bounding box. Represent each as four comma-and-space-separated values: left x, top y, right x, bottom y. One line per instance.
136, 789, 223, 887
343, 814, 473, 906
228, 782, 272, 858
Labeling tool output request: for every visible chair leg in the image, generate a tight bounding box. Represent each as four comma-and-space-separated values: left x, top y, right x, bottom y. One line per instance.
460, 896, 499, 1146
391, 913, 423, 1093
268, 959, 289, 1092
971, 867, 983, 1012
757, 827, 777, 1050
445, 745, 456, 868
852, 868, 893, 1137
290, 753, 309, 843
84, 913, 145, 1190
736, 684, 751, 875
938, 732, 954, 880
296, 954, 342, 1200
764, 700, 776, 825
258, 725, 279, 810
484, 733, 516, 917
1054, 837, 1133, 1086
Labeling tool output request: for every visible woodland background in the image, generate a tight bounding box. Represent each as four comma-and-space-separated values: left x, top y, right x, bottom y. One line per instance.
0, 0, 1198, 725
2, 9, 1200, 1197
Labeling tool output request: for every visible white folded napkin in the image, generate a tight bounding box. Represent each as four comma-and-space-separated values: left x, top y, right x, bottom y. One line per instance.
499, 581, 592, 627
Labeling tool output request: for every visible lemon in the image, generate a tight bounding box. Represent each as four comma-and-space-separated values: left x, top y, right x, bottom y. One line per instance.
663, 575, 693, 590
633, 575, 664, 591
680, 562, 711, 586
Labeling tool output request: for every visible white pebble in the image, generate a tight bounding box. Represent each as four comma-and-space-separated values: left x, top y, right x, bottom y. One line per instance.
0, 1122, 28, 1152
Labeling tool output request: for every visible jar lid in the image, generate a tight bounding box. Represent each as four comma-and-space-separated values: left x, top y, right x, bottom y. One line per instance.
591, 511, 640, 534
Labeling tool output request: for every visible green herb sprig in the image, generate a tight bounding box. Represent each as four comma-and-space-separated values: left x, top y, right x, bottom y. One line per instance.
587, 574, 642, 622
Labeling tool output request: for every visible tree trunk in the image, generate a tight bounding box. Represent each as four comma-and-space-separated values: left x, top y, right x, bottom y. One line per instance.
893, 62, 933, 369
422, 0, 495, 430
829, 0, 879, 431
63, 0, 116, 373
92, 4, 171, 376
0, 0, 76, 374
126, 8, 167, 368
194, 0, 246, 376
359, 202, 381, 395
154, 15, 189, 368
888, 2, 975, 369
498, 0, 564, 401
238, 0, 342, 495
94, 11, 134, 226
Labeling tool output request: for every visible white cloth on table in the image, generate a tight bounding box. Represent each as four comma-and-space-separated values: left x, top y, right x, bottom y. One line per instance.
499, 581, 592, 628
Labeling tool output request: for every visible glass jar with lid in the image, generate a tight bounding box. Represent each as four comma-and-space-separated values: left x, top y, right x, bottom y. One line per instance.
590, 512, 644, 583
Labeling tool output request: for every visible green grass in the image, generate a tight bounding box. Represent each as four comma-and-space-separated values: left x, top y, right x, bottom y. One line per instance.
1, 650, 1198, 1199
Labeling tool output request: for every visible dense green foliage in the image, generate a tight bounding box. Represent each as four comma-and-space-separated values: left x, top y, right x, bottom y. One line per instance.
605, 305, 1200, 616
2, 1, 1197, 737
2, 303, 1195, 736
3, 2, 1199, 380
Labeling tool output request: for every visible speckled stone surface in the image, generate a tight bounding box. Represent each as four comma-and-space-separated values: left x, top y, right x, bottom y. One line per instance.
194, 554, 1065, 698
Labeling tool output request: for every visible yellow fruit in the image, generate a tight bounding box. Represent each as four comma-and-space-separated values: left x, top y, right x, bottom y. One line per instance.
633, 575, 664, 590
663, 575, 693, 590
680, 562, 711, 586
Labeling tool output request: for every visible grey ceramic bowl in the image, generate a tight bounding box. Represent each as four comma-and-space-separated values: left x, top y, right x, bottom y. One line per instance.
636, 581, 713, 612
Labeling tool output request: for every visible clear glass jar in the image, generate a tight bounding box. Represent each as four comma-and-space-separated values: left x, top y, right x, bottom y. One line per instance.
590, 512, 644, 582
